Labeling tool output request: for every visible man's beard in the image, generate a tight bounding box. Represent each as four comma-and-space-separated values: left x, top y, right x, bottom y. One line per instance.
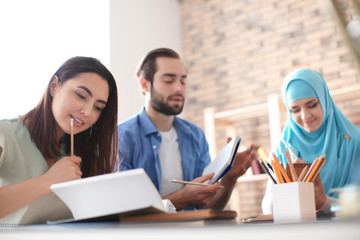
150, 86, 184, 115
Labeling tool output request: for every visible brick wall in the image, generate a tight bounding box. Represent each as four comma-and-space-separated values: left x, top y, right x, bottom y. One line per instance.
179, 0, 360, 153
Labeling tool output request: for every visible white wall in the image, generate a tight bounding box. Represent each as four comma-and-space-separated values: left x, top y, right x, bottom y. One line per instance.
0, 0, 110, 119
109, 0, 181, 122
0, 0, 181, 122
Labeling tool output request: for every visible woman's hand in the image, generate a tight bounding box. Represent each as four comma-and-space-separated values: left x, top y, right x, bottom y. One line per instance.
293, 158, 327, 210
42, 156, 82, 193
313, 175, 327, 210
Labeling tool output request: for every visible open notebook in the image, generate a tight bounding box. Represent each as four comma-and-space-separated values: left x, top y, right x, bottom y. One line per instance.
49, 169, 167, 223
203, 135, 241, 184
49, 168, 237, 224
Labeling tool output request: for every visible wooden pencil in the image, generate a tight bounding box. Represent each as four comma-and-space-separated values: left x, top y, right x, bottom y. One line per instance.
271, 160, 284, 184
310, 160, 325, 183
285, 149, 298, 181
170, 180, 224, 189
281, 139, 300, 160
297, 165, 309, 182
302, 158, 319, 182
70, 118, 74, 156
277, 162, 291, 183
272, 153, 291, 183
308, 155, 326, 183
305, 158, 323, 182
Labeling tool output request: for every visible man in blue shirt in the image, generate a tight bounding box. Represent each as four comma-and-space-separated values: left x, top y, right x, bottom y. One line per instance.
116, 48, 255, 210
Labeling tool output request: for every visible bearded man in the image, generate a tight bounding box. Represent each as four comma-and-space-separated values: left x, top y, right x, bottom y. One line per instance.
116, 48, 255, 211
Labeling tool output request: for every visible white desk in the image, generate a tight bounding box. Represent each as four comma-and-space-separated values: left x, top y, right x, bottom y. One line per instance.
1, 218, 359, 240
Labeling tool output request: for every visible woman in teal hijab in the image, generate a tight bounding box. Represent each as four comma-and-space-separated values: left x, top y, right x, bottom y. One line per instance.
262, 68, 360, 214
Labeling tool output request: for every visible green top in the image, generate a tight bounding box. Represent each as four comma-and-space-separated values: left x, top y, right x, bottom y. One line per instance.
0, 118, 72, 224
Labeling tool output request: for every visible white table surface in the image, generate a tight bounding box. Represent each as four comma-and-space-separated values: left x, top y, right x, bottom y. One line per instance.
1, 218, 359, 240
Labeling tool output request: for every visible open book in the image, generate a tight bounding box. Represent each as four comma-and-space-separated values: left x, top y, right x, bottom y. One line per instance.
203, 135, 241, 184
49, 169, 167, 223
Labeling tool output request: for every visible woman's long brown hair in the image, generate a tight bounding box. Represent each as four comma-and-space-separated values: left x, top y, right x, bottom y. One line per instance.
23, 57, 118, 177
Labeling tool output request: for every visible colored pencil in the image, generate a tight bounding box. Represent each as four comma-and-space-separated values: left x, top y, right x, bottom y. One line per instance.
302, 158, 319, 182
272, 153, 291, 183
258, 160, 277, 184
277, 162, 291, 183
271, 160, 284, 184
257, 148, 273, 171
307, 154, 326, 183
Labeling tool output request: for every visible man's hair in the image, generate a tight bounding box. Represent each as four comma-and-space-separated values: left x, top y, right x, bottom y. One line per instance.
136, 48, 180, 84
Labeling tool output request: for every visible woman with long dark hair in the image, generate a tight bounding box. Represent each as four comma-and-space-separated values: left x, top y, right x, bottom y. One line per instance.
0, 56, 118, 224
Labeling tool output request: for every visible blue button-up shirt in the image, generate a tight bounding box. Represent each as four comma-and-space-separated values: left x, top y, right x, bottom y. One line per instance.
116, 108, 210, 192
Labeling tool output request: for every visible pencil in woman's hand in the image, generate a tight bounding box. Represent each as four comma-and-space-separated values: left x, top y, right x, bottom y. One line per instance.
70, 118, 74, 156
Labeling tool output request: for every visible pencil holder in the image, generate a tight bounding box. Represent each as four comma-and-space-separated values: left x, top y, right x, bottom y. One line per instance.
273, 182, 316, 224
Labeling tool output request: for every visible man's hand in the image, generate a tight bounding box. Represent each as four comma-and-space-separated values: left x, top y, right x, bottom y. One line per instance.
165, 138, 256, 211
222, 137, 256, 183
164, 173, 221, 211
202, 138, 256, 210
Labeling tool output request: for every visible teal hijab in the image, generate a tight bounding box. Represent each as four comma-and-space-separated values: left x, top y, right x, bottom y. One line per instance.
276, 68, 360, 196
